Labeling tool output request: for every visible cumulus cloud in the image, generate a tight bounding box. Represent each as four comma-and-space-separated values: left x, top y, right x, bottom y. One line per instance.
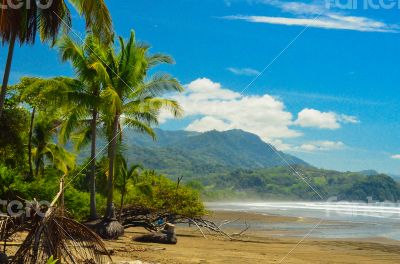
294, 141, 346, 152
161, 78, 301, 148
295, 108, 359, 129
223, 1, 399, 33
186, 116, 232, 132
161, 78, 358, 151
391, 154, 400, 160
227, 67, 261, 76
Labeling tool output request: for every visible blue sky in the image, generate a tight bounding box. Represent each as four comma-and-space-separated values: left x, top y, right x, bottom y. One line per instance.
2, 0, 400, 174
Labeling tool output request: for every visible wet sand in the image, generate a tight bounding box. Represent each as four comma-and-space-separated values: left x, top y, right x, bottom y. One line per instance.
109, 211, 400, 263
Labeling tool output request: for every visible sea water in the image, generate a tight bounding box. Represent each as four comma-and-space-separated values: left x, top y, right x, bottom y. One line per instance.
206, 202, 400, 241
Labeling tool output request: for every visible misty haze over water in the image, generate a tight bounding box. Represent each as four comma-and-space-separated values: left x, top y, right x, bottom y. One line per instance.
207, 202, 400, 241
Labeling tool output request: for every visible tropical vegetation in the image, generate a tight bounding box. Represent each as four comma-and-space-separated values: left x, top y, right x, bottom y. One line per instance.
0, 0, 204, 240
0, 0, 113, 118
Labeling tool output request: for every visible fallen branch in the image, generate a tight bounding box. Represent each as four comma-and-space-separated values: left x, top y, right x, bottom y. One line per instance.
119, 206, 250, 241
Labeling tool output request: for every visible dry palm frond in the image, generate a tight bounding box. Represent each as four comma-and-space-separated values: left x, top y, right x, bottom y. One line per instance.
11, 208, 111, 264
0, 0, 113, 45
0, 0, 71, 45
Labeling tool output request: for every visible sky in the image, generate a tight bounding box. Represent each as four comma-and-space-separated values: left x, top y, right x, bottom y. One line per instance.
1, 0, 400, 174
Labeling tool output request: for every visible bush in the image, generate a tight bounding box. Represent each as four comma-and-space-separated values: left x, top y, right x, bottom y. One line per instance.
121, 170, 206, 218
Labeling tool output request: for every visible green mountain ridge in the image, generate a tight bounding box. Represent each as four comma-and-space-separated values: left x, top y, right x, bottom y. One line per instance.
78, 129, 400, 202
118, 129, 309, 175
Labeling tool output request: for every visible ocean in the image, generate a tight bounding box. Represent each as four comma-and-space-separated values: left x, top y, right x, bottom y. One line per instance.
207, 202, 400, 241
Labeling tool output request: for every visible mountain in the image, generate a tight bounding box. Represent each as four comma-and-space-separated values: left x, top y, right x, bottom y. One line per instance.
118, 129, 308, 178
358, 170, 380, 176
359, 170, 400, 182
389, 174, 400, 181
77, 129, 400, 202
199, 166, 400, 202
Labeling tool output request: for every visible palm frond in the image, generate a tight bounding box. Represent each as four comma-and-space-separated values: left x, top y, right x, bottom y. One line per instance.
45, 144, 76, 175
68, 0, 113, 43
101, 86, 123, 115
133, 73, 184, 98
137, 98, 184, 118
59, 106, 88, 145
12, 209, 111, 264
122, 118, 156, 140
71, 126, 92, 151
147, 53, 174, 67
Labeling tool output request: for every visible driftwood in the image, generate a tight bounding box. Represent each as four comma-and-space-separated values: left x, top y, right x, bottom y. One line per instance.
119, 206, 250, 240
134, 224, 177, 244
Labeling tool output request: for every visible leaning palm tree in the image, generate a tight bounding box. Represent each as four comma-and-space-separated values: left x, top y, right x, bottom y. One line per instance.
115, 155, 143, 220
0, 0, 113, 117
94, 30, 184, 238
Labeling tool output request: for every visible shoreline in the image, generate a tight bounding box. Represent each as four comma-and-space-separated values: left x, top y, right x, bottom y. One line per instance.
109, 210, 400, 263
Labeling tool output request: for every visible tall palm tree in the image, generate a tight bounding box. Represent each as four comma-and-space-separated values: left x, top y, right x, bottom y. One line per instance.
17, 34, 104, 219
94, 31, 184, 237
57, 35, 105, 220
0, 0, 113, 118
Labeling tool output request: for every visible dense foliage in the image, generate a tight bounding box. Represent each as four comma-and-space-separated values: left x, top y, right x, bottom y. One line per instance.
0, 30, 204, 224
0, 164, 205, 221
195, 167, 400, 202
74, 129, 400, 202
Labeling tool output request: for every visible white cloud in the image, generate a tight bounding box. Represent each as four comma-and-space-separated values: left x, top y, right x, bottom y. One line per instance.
162, 78, 301, 146
227, 67, 261, 76
186, 116, 232, 132
161, 78, 358, 151
224, 15, 398, 33
391, 154, 400, 160
339, 114, 360, 124
274, 1, 325, 15
223, 1, 398, 33
295, 109, 340, 129
295, 109, 359, 129
184, 78, 240, 101
294, 141, 346, 152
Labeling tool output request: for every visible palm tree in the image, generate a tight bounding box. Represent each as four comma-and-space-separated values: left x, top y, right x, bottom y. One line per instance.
115, 155, 143, 220
15, 35, 104, 218
57, 35, 105, 220
94, 31, 184, 238
31, 112, 75, 177
13, 77, 73, 179
0, 0, 113, 118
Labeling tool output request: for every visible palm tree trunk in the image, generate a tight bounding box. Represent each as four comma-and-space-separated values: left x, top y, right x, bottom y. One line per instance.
89, 109, 98, 220
0, 34, 16, 118
118, 191, 125, 221
34, 158, 40, 178
105, 114, 120, 220
28, 107, 36, 180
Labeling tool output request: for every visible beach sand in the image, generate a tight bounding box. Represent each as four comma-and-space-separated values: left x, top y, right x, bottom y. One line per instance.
109, 211, 400, 264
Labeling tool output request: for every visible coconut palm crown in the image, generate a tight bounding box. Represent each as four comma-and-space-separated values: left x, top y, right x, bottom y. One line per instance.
95, 30, 185, 222
0, 0, 113, 117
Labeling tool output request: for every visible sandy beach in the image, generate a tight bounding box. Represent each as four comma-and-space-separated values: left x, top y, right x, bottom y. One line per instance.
108, 211, 400, 264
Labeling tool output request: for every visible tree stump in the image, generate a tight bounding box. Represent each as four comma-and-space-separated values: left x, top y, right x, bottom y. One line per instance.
88, 204, 124, 240
134, 223, 177, 244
